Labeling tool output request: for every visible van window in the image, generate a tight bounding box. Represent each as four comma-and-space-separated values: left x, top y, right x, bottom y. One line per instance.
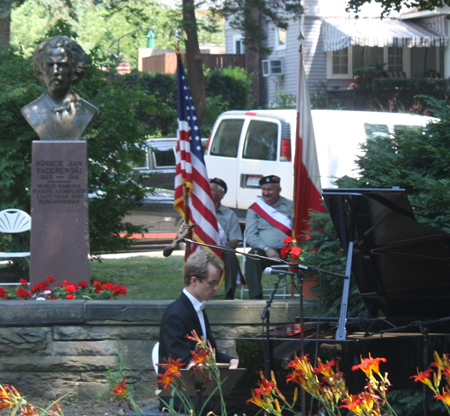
393, 125, 423, 136
364, 123, 390, 140
210, 119, 244, 157
242, 120, 278, 160
153, 146, 176, 168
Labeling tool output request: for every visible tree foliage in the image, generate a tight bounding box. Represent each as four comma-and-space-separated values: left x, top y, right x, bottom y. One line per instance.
213, 0, 303, 53
122, 65, 253, 136
347, 0, 450, 17
0, 26, 170, 256
9, 0, 224, 66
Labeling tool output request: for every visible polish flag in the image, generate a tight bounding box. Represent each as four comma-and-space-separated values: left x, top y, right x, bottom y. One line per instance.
293, 49, 325, 240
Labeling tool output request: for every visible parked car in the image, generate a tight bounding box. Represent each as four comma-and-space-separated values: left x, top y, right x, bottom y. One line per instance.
133, 137, 207, 190
132, 138, 177, 189
123, 188, 182, 248
203, 109, 437, 222
89, 188, 182, 249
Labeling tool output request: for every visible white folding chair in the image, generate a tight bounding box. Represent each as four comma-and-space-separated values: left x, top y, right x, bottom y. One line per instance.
0, 209, 31, 285
152, 342, 160, 373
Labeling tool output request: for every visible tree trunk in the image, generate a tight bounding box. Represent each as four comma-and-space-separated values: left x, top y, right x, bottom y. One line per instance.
182, 0, 206, 126
0, 14, 11, 53
244, 3, 265, 108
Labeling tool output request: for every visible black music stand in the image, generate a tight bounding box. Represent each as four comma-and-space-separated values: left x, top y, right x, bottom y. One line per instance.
160, 368, 246, 415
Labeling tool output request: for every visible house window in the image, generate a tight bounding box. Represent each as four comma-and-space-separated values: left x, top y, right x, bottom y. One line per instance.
233, 35, 244, 54
275, 28, 286, 50
327, 47, 353, 79
387, 46, 403, 71
327, 45, 410, 79
353, 46, 384, 70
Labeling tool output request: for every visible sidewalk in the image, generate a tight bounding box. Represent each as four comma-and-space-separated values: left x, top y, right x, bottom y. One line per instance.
95, 249, 185, 259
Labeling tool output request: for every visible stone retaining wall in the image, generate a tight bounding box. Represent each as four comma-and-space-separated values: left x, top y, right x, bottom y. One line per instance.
0, 299, 314, 400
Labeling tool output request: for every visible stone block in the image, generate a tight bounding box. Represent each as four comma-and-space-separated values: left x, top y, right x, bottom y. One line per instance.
211, 325, 259, 340
53, 340, 119, 356
0, 371, 82, 400
85, 301, 169, 323
0, 301, 85, 326
53, 325, 159, 341
0, 327, 51, 355
118, 340, 154, 370
0, 356, 116, 372
78, 382, 110, 401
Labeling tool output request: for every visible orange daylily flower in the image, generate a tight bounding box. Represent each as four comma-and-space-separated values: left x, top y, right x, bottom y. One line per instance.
155, 371, 175, 390
186, 329, 203, 343
340, 394, 363, 413
410, 367, 435, 390
157, 356, 185, 378
435, 387, 450, 406
110, 376, 128, 400
254, 371, 275, 397
314, 358, 338, 379
352, 353, 387, 378
246, 393, 265, 407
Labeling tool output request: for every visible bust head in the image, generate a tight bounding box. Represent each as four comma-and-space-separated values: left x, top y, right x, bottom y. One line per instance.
33, 36, 89, 100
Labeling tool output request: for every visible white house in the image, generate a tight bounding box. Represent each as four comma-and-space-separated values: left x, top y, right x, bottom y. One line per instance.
225, 0, 450, 107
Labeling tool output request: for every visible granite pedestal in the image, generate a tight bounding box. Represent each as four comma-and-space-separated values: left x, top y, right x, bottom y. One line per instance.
30, 140, 89, 287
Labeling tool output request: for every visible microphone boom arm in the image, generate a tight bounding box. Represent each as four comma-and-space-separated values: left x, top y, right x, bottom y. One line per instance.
181, 238, 348, 280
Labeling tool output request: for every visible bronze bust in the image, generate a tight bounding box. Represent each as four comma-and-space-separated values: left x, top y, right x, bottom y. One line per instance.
21, 36, 99, 141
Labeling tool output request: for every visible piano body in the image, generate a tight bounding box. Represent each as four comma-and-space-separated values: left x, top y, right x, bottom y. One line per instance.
235, 188, 450, 401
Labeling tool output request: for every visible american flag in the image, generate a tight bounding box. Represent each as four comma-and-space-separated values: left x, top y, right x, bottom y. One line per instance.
293, 49, 325, 240
173, 53, 223, 262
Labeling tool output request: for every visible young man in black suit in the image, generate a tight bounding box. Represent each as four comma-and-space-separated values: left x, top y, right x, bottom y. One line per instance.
159, 249, 239, 368
158, 249, 239, 414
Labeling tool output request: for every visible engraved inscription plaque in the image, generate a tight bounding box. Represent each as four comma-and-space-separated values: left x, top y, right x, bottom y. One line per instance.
30, 141, 89, 287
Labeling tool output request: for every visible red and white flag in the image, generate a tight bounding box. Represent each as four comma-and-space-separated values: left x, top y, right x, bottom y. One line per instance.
293, 50, 325, 240
173, 54, 223, 263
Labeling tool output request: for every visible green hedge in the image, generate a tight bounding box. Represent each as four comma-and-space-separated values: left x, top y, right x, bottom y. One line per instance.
125, 66, 253, 137
354, 76, 448, 113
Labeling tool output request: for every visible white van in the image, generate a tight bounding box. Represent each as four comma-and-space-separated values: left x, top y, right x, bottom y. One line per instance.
203, 109, 436, 221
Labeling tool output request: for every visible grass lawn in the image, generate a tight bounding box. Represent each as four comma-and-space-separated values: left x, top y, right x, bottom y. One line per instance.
89, 252, 276, 300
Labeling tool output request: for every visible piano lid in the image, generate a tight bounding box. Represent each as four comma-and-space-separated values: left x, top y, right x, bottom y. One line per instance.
323, 188, 450, 320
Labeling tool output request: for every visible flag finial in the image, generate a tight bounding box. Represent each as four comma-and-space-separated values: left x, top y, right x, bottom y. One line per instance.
175, 29, 180, 52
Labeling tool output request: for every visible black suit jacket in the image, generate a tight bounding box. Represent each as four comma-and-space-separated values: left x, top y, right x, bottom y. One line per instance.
158, 292, 232, 374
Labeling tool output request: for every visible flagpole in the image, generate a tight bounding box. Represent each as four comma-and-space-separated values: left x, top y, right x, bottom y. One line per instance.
176, 29, 192, 258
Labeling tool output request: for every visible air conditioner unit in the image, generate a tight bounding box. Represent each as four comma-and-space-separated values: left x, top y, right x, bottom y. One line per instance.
262, 59, 284, 76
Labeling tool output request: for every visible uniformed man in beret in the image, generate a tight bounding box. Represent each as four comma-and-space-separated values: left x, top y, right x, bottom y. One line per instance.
209, 178, 243, 299
244, 175, 293, 299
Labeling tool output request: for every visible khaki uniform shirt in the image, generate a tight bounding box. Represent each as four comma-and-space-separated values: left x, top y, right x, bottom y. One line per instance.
244, 196, 292, 251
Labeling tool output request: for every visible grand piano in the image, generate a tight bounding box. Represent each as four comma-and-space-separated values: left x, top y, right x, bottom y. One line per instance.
235, 188, 450, 405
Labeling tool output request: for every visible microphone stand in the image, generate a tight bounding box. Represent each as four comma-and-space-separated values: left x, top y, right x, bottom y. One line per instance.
261, 272, 286, 380
179, 237, 348, 416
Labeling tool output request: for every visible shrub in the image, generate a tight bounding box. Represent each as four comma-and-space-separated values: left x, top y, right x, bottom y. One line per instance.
353, 75, 448, 113
205, 66, 253, 111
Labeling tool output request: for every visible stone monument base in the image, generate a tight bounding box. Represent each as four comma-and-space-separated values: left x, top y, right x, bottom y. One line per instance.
30, 141, 89, 287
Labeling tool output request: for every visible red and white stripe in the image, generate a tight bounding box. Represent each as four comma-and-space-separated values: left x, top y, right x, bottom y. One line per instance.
249, 199, 292, 236
293, 50, 325, 240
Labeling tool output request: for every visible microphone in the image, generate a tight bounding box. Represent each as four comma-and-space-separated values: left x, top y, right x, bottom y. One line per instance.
163, 223, 196, 257
264, 266, 297, 276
